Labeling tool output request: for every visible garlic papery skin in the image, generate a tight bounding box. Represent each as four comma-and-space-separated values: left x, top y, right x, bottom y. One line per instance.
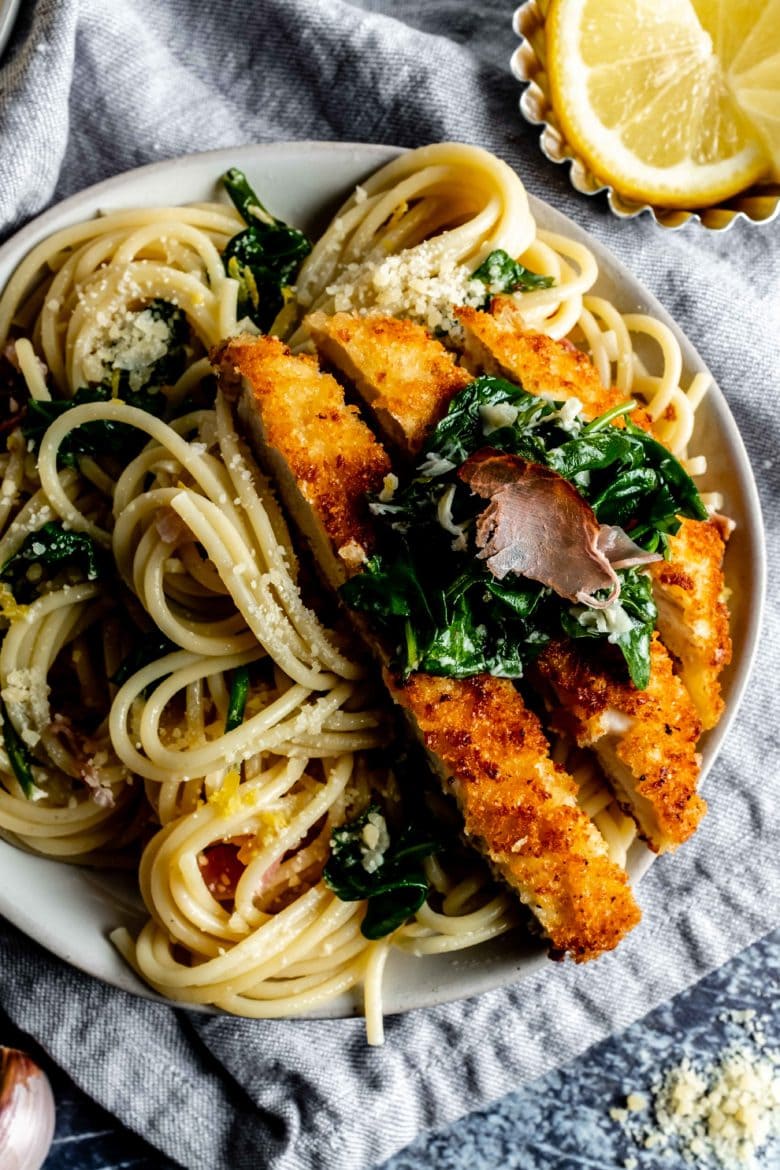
0, 1047, 56, 1170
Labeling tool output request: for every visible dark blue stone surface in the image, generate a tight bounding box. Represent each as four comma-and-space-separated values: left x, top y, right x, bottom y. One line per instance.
2, 927, 775, 1170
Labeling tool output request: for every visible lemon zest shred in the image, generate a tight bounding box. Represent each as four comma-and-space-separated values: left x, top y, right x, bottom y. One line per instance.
0, 584, 29, 623
207, 769, 242, 817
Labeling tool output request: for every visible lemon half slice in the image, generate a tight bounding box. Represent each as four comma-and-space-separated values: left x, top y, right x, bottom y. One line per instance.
546, 0, 773, 208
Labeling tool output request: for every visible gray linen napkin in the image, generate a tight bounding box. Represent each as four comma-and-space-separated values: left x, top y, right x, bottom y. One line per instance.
1, 2, 778, 1168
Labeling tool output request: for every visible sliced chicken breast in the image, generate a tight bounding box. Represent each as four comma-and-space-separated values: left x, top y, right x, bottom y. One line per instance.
456, 299, 655, 430
388, 670, 641, 961
215, 333, 391, 588
217, 334, 642, 961
306, 310, 472, 458
650, 518, 732, 731
535, 635, 705, 853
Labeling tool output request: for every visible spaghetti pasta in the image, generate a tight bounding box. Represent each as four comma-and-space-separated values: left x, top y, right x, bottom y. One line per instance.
0, 143, 717, 1042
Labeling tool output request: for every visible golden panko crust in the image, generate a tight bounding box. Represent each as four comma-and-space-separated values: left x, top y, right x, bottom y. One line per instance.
388, 670, 641, 961
456, 300, 655, 432
651, 518, 732, 731
306, 311, 472, 456
215, 334, 391, 571
535, 635, 705, 851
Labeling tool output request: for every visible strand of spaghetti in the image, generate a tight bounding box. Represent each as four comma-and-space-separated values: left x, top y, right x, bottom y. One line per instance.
134, 878, 344, 990
0, 432, 25, 533
109, 649, 285, 781
686, 370, 712, 411
0, 205, 243, 342
0, 788, 130, 838
168, 356, 214, 406
169, 490, 337, 686
295, 143, 535, 311
622, 313, 683, 421
214, 394, 362, 680
37, 401, 255, 544
233, 754, 353, 927
395, 895, 515, 954
143, 760, 309, 944
178, 897, 368, 1004
138, 681, 355, 777
283, 730, 382, 756
582, 295, 634, 394
363, 942, 390, 1046
112, 223, 228, 286
0, 584, 101, 709
576, 307, 612, 386
14, 338, 50, 400
132, 522, 256, 656
358, 143, 534, 253
273, 909, 365, 973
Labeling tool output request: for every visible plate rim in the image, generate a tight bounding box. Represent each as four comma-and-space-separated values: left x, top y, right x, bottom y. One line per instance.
0, 140, 766, 1018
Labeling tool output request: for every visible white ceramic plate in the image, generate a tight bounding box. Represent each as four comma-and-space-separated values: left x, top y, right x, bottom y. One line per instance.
0, 143, 765, 1018
0, 0, 21, 60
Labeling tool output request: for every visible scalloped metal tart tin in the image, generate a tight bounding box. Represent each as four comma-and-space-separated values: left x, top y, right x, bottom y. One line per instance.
511, 0, 780, 231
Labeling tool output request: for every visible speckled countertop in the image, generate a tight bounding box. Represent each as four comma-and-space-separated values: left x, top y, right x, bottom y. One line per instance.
3, 926, 774, 1170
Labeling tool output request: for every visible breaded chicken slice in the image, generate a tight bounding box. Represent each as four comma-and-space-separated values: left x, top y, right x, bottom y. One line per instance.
306, 311, 472, 458
215, 333, 391, 588
223, 335, 641, 960
307, 312, 708, 857
388, 670, 641, 961
650, 518, 732, 731
535, 635, 705, 853
456, 299, 654, 431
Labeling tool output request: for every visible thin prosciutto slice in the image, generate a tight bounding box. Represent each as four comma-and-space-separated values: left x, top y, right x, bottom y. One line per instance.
459, 450, 660, 608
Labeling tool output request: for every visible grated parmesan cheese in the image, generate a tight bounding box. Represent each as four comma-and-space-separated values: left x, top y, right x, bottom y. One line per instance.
571, 599, 634, 642
436, 483, 468, 552
612, 1011, 780, 1167
479, 401, 519, 435
359, 809, 390, 874
80, 292, 176, 392
418, 451, 457, 478
323, 240, 486, 338
1, 667, 50, 727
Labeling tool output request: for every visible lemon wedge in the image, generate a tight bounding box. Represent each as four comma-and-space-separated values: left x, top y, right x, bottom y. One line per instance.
546, 0, 773, 208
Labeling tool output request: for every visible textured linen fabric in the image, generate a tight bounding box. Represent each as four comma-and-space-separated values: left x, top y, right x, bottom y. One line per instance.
0, 2, 778, 1168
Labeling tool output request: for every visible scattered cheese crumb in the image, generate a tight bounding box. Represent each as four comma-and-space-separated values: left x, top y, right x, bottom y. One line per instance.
612, 1011, 780, 1168
571, 599, 634, 642
359, 809, 390, 874
479, 401, 519, 435
80, 298, 175, 392
323, 240, 486, 338
377, 473, 399, 503
436, 483, 468, 552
